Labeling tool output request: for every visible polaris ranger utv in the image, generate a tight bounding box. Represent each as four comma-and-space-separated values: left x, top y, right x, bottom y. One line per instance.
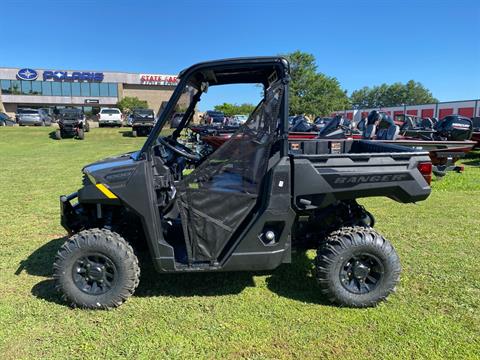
55, 108, 89, 140
130, 108, 155, 137
54, 57, 432, 309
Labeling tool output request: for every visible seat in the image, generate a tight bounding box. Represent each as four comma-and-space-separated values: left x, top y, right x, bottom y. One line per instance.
385, 125, 400, 140
421, 118, 434, 129
363, 124, 376, 139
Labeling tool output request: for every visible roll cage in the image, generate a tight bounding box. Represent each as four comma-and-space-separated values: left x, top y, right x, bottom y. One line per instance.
138, 57, 291, 159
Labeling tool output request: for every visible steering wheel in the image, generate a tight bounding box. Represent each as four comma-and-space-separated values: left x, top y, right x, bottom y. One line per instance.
158, 136, 201, 162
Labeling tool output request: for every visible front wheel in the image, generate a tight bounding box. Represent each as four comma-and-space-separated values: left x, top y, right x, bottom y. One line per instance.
316, 226, 400, 308
53, 228, 140, 309
132, 130, 137, 137
77, 129, 85, 140
55, 129, 62, 140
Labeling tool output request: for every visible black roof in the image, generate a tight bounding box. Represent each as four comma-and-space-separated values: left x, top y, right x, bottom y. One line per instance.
178, 57, 290, 87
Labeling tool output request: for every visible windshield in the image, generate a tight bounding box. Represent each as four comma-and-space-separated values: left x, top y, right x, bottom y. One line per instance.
101, 109, 120, 114
207, 111, 224, 117
18, 109, 38, 114
134, 109, 153, 115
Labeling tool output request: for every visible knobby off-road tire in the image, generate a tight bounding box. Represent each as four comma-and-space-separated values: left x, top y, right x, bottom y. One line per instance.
316, 226, 400, 308
55, 129, 62, 140
53, 228, 140, 309
77, 129, 85, 140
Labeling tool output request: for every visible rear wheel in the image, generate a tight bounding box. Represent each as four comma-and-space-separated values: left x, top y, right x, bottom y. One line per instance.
53, 228, 140, 309
316, 226, 400, 308
77, 129, 85, 140
55, 129, 62, 140
85, 121, 90, 132
132, 130, 137, 137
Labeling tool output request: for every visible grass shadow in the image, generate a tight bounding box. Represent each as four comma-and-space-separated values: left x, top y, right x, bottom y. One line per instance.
15, 237, 66, 277
24, 238, 331, 306
119, 130, 135, 137
48, 131, 59, 140
463, 150, 480, 166
31, 279, 65, 306
134, 251, 256, 298
266, 251, 332, 306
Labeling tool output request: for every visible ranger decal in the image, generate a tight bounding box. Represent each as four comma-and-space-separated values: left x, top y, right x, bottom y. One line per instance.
324, 173, 413, 188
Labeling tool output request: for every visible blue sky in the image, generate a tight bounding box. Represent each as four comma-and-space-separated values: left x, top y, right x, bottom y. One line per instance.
1, 0, 479, 110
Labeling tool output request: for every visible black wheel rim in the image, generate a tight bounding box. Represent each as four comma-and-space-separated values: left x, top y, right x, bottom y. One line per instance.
340, 253, 384, 294
72, 253, 117, 295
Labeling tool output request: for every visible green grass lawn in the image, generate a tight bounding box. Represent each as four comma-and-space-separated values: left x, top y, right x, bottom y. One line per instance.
0, 127, 479, 359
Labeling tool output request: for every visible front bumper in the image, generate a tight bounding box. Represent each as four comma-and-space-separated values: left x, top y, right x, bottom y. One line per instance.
19, 119, 42, 126
99, 120, 122, 125
132, 123, 154, 128
60, 192, 82, 234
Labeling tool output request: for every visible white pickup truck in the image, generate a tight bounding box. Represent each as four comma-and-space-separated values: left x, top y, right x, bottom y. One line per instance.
98, 108, 123, 127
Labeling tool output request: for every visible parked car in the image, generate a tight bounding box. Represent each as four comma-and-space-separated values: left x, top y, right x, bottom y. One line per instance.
39, 107, 55, 122
98, 108, 123, 127
126, 114, 134, 127
17, 108, 52, 126
170, 113, 185, 129
203, 110, 225, 126
0, 112, 16, 126
229, 114, 248, 126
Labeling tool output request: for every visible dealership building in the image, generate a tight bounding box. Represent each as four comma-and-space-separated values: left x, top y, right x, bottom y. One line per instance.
0, 67, 183, 116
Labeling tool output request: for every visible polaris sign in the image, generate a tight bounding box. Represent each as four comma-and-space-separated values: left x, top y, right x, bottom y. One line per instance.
16, 68, 38, 81
43, 71, 104, 82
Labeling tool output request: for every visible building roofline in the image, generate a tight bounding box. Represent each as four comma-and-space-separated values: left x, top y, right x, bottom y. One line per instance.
0, 66, 177, 76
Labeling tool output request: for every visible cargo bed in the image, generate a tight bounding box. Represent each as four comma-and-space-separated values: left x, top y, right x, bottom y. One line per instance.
290, 139, 432, 207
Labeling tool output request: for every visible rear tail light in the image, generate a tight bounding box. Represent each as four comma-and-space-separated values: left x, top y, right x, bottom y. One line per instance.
417, 162, 433, 185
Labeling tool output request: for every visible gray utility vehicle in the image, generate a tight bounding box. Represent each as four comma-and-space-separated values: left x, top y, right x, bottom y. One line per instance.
55, 57, 432, 309
55, 108, 89, 140
131, 108, 155, 137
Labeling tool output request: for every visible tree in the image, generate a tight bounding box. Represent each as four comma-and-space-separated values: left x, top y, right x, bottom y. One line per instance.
282, 51, 349, 116
350, 81, 437, 108
116, 96, 148, 113
214, 103, 256, 117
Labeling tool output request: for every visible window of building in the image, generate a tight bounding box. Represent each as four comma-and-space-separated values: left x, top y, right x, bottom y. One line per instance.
21, 80, 32, 94
108, 83, 118, 97
62, 82, 71, 96
81, 83, 90, 96
52, 82, 62, 96
71, 83, 81, 96
10, 80, 21, 94
90, 82, 100, 97
99, 83, 109, 97
1, 80, 11, 94
32, 81, 42, 95
42, 81, 52, 96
